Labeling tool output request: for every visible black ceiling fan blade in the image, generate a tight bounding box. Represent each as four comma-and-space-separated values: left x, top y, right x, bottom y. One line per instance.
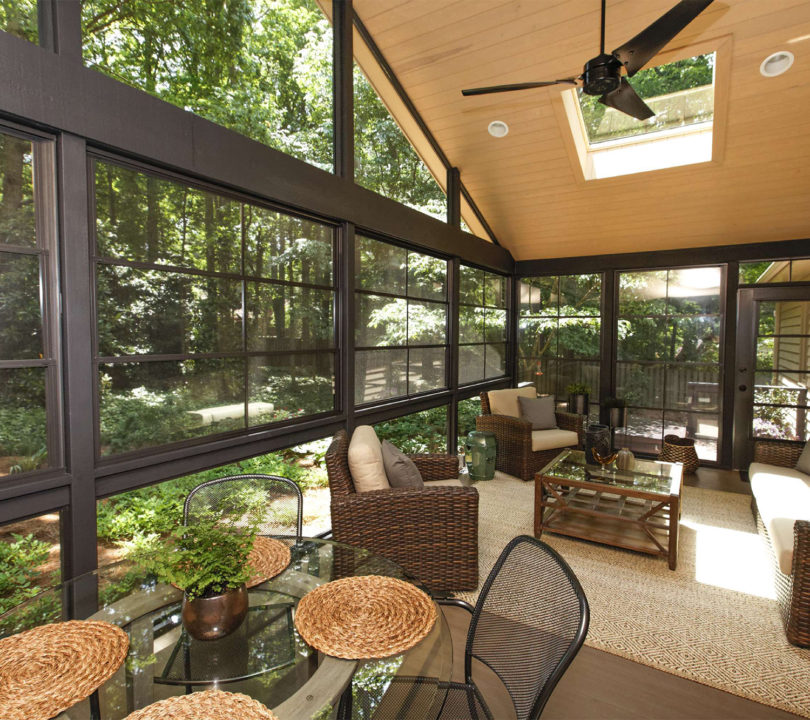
612, 0, 714, 77
599, 77, 655, 120
461, 78, 578, 97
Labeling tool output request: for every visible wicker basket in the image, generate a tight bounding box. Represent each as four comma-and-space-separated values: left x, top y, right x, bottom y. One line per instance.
659, 434, 699, 474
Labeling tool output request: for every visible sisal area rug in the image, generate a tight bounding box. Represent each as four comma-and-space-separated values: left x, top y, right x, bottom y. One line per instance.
437, 473, 810, 718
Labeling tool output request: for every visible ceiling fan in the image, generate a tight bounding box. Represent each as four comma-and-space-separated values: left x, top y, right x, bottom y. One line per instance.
461, 0, 714, 121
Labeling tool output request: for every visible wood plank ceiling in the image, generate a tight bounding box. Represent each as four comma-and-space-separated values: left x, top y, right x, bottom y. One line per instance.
352, 0, 810, 260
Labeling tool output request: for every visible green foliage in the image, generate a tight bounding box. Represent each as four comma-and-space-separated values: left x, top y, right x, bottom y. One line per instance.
131, 519, 257, 600
97, 448, 327, 545
565, 383, 591, 395
375, 407, 448, 454
82, 0, 332, 170
0, 533, 51, 614
457, 398, 482, 448
740, 261, 773, 285
0, 406, 47, 457
354, 67, 445, 220
0, 0, 37, 43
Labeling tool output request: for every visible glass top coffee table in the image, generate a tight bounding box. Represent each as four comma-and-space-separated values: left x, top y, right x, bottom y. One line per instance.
534, 449, 683, 570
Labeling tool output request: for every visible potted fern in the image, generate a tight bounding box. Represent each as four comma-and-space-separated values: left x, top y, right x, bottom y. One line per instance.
135, 518, 258, 641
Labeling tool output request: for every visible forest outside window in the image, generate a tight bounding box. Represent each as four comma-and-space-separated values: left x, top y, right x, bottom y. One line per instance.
518, 274, 601, 419
354, 235, 448, 405
0, 129, 58, 478
94, 159, 336, 457
82, 0, 333, 172
616, 267, 723, 461
458, 265, 507, 385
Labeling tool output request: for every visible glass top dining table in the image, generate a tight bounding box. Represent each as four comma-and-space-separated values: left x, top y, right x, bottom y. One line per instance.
0, 538, 452, 720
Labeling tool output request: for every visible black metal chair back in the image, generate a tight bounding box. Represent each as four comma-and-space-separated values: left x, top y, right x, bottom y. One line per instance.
464, 535, 589, 719
183, 474, 303, 543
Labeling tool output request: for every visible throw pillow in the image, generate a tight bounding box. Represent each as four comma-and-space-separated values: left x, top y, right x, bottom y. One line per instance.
381, 440, 424, 489
796, 441, 810, 475
518, 395, 558, 430
347, 425, 390, 492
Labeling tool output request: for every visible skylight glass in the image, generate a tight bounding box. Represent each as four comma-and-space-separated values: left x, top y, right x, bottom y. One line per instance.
578, 53, 715, 145
562, 51, 719, 180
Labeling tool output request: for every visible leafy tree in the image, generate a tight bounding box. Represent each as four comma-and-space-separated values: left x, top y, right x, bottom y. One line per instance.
0, 0, 37, 43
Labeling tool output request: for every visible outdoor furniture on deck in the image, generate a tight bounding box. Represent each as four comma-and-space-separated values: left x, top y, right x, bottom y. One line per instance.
0, 539, 453, 720
325, 429, 478, 593
477, 389, 583, 481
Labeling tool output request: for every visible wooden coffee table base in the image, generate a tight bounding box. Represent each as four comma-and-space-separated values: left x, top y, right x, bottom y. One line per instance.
534, 477, 681, 570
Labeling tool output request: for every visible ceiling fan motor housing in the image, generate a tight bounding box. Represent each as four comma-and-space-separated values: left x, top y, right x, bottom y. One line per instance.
582, 53, 623, 95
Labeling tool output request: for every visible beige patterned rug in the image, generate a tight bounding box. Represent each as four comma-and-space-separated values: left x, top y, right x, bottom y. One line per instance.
438, 473, 810, 718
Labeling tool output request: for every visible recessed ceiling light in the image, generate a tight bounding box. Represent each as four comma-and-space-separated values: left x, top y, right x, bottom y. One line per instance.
760, 51, 794, 77
487, 120, 509, 138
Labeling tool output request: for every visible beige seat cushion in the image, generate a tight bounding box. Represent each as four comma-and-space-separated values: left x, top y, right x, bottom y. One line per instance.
749, 462, 810, 575
488, 387, 537, 418
531, 429, 579, 452
348, 425, 390, 492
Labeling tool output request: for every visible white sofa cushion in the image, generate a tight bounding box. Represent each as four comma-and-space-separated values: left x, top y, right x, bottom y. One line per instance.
531, 429, 579, 452
488, 387, 537, 418
348, 425, 390, 492
749, 461, 810, 575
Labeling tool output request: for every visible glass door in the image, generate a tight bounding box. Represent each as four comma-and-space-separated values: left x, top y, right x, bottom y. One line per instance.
733, 287, 810, 468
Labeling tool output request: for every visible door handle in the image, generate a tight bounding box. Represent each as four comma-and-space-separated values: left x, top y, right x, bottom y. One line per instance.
738, 384, 747, 392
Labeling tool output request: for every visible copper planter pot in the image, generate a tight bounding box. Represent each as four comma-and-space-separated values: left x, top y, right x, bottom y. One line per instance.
181, 584, 248, 641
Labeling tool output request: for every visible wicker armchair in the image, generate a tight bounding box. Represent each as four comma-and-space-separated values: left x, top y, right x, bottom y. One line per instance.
476, 392, 584, 481
751, 440, 810, 647
325, 429, 479, 593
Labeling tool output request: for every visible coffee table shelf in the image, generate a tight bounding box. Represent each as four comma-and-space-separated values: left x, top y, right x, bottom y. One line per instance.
534, 450, 683, 570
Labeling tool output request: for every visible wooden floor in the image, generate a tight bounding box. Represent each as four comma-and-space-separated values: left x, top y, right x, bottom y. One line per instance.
442, 604, 801, 720
443, 467, 802, 720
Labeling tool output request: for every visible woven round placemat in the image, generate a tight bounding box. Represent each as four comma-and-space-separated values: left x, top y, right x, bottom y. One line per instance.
294, 575, 437, 660
0, 620, 129, 720
246, 536, 291, 588
124, 690, 278, 720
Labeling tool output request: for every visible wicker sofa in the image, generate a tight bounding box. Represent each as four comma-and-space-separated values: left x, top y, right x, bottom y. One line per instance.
749, 440, 810, 647
476, 388, 584, 481
325, 429, 479, 592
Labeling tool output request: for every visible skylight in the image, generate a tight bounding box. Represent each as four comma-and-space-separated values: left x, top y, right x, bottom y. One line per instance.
562, 52, 717, 180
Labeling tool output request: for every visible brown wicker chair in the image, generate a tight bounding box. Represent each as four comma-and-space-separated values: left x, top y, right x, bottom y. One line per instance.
325, 429, 479, 593
751, 440, 810, 647
476, 392, 584, 481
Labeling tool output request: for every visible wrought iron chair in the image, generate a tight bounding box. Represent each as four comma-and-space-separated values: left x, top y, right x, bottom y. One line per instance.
183, 473, 303, 543
358, 535, 589, 720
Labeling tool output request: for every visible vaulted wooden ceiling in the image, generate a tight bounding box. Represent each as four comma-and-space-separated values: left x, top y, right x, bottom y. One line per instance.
353, 0, 810, 260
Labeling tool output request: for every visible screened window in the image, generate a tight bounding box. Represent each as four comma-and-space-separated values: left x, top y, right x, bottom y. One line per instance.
458, 265, 507, 385
82, 0, 333, 171
94, 159, 336, 457
518, 274, 601, 414
0, 1, 37, 43
354, 64, 446, 221
617, 267, 722, 461
354, 235, 447, 405
374, 406, 448, 454
0, 130, 58, 477
0, 512, 61, 621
